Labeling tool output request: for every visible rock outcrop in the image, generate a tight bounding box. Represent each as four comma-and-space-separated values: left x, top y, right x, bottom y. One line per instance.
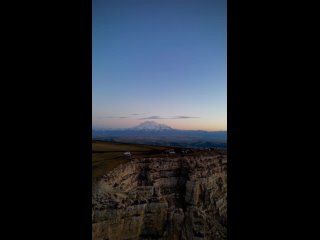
92, 153, 227, 240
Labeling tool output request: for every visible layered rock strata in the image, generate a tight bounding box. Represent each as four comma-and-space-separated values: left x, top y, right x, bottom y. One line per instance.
92, 154, 227, 240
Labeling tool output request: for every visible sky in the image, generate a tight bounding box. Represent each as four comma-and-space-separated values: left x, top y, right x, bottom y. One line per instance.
93, 0, 227, 131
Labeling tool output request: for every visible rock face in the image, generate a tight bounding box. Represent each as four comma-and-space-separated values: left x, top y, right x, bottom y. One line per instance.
92, 153, 227, 240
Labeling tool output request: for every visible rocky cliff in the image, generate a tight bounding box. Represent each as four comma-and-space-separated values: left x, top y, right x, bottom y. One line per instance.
92, 153, 227, 240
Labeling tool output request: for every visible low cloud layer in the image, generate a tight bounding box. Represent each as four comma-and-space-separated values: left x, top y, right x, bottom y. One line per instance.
97, 116, 128, 119
174, 116, 200, 119
139, 116, 167, 120
139, 115, 199, 120
97, 115, 199, 120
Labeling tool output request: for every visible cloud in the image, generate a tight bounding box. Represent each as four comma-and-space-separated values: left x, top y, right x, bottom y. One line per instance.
139, 115, 200, 120
139, 116, 168, 120
131, 113, 147, 116
97, 116, 128, 119
98, 114, 199, 120
173, 116, 200, 119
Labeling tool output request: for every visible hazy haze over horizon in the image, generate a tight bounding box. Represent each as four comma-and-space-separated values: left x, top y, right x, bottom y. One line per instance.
93, 120, 226, 132
93, 0, 227, 131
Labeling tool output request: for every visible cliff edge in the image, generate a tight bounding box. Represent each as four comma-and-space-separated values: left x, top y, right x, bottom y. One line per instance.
92, 153, 227, 240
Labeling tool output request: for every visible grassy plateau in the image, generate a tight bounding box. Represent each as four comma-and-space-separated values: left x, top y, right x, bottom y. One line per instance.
92, 140, 174, 184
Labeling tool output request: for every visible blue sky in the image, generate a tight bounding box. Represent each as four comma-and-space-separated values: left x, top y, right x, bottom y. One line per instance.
93, 0, 227, 131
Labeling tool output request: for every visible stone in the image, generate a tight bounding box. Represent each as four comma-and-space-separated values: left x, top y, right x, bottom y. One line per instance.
92, 153, 227, 240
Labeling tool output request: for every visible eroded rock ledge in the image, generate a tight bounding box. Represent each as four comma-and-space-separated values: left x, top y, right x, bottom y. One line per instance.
92, 154, 227, 240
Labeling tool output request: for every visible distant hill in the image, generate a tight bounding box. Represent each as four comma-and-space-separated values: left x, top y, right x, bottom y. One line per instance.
93, 121, 227, 149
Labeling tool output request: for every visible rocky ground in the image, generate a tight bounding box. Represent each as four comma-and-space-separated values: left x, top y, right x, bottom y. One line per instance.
92, 152, 227, 240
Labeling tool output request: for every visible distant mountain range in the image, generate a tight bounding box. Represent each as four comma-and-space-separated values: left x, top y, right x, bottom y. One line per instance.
93, 121, 227, 149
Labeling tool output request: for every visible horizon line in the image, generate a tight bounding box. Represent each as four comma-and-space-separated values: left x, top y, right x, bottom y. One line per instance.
92, 126, 227, 132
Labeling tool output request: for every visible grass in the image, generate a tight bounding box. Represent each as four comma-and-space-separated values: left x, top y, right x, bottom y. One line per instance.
92, 140, 173, 184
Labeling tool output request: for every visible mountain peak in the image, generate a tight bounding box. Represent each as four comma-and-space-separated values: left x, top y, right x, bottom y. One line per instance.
131, 121, 173, 131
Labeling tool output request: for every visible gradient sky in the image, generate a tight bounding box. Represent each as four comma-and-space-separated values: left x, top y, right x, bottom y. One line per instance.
93, 0, 227, 131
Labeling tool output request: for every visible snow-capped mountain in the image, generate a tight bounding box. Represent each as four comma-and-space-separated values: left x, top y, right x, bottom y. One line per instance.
92, 121, 227, 147
130, 121, 173, 131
